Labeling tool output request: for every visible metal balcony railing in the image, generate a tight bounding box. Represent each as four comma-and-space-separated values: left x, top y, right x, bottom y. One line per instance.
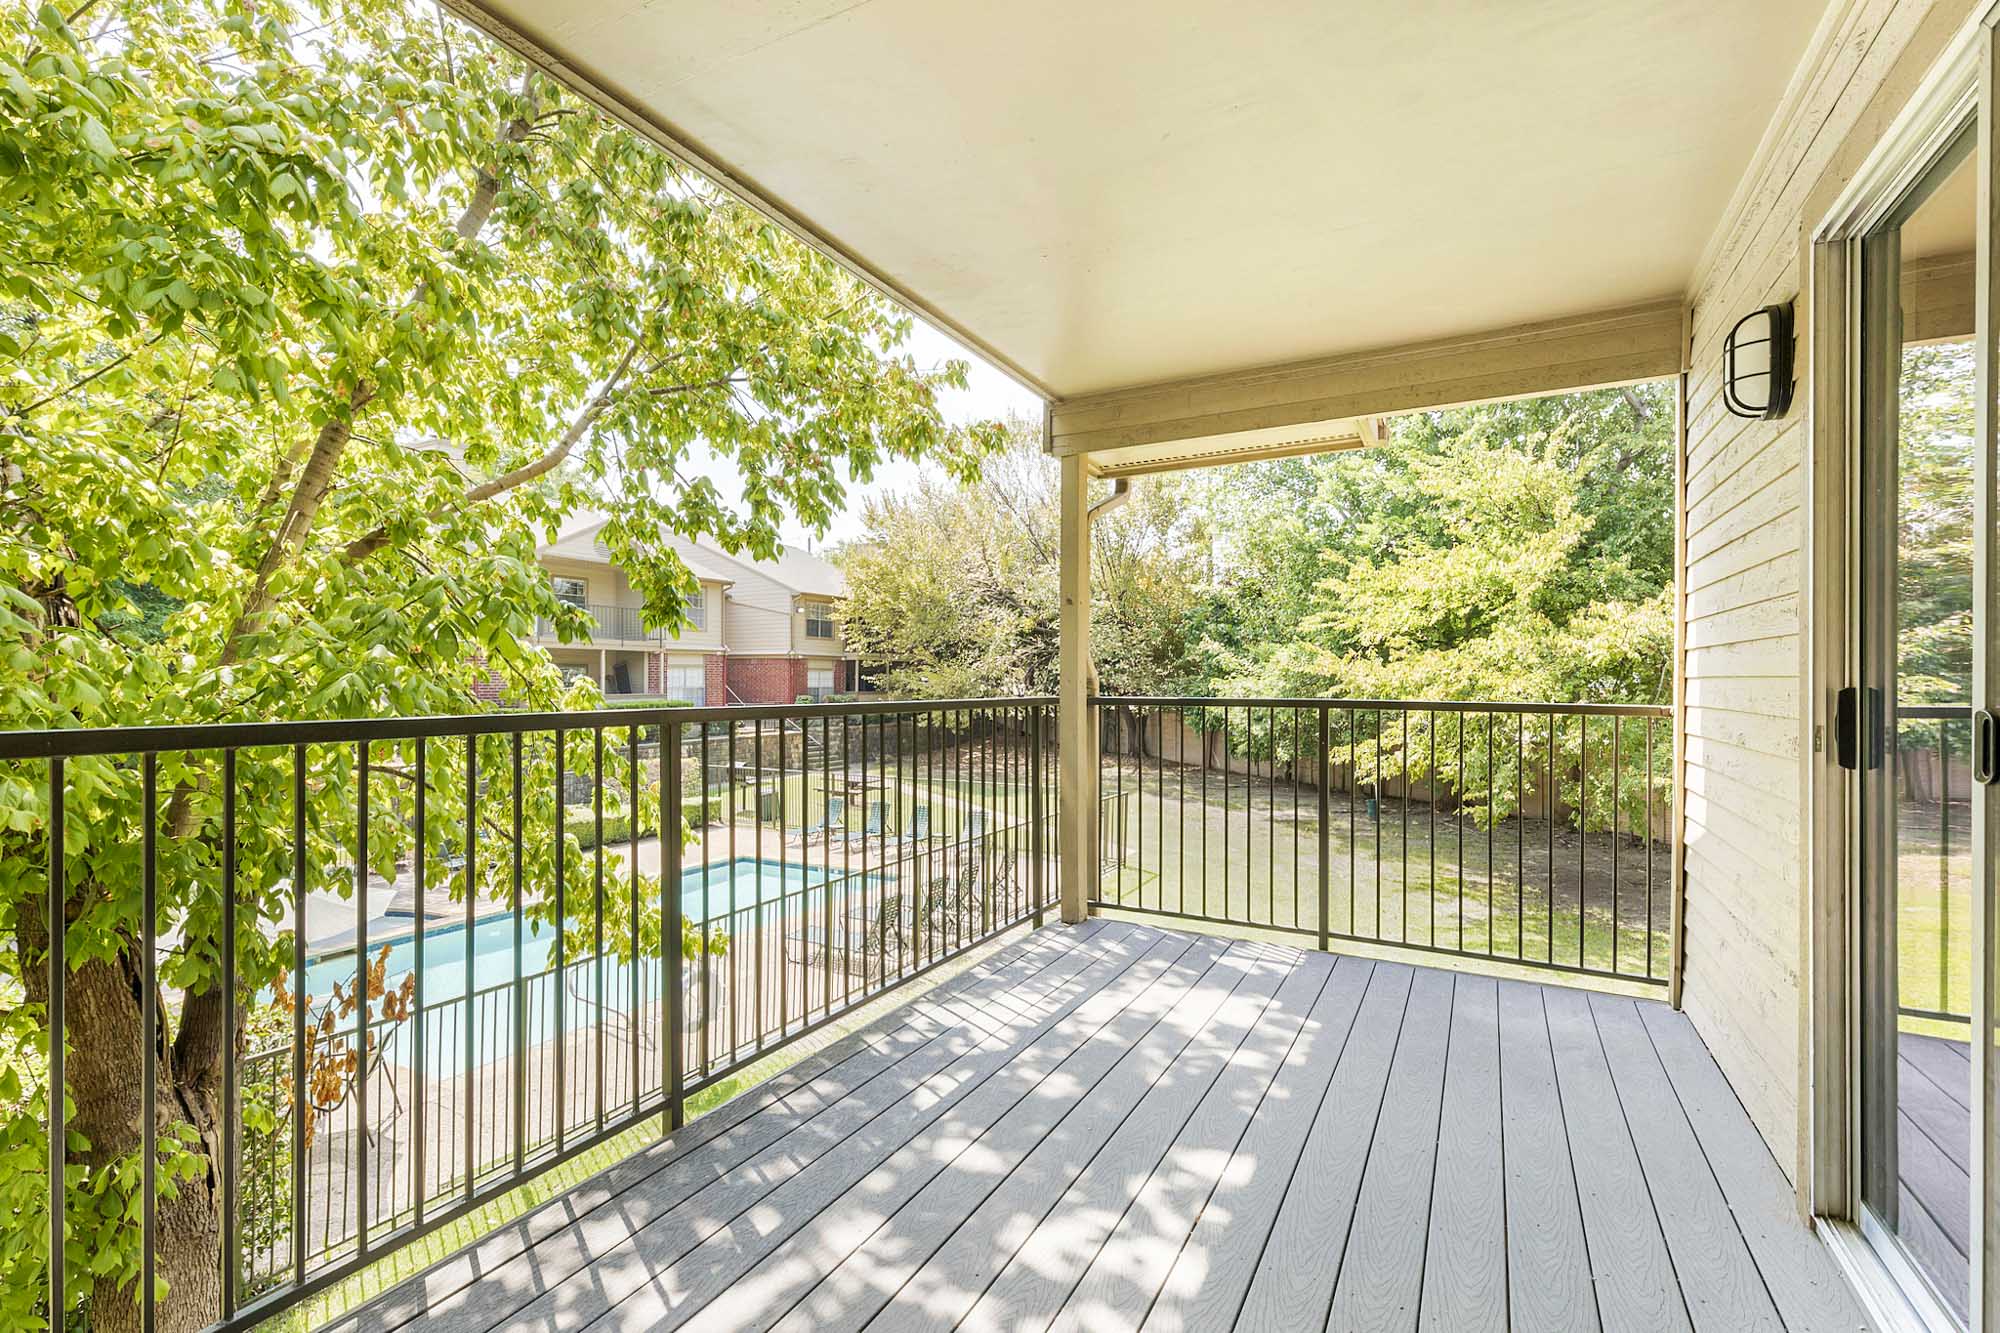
1090, 696, 1677, 987
535, 601, 680, 643
6, 698, 1058, 1332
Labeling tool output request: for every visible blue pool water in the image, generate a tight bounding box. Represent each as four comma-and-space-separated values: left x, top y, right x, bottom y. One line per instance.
300, 857, 852, 1005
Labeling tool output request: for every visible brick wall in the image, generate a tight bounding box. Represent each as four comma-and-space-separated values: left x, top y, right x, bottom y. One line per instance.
726, 655, 806, 705
646, 652, 662, 694
467, 651, 505, 704
704, 653, 729, 706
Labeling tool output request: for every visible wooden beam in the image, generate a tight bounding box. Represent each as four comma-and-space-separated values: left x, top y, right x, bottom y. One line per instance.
1902, 248, 1975, 343
1049, 298, 1686, 462
1058, 452, 1096, 924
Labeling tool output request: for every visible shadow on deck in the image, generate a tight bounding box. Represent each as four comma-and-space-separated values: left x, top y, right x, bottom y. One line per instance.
326, 919, 1869, 1332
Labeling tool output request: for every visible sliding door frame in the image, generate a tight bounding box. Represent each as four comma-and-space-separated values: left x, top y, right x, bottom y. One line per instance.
1809, 11, 1996, 1329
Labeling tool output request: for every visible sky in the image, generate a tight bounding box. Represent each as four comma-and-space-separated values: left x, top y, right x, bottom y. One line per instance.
682, 320, 1045, 552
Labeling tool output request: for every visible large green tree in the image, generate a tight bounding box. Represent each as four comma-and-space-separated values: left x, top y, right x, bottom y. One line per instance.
0, 2, 997, 1327
837, 426, 1211, 699
1204, 385, 1675, 705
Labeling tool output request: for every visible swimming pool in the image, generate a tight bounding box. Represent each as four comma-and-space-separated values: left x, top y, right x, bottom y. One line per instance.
300, 857, 860, 1004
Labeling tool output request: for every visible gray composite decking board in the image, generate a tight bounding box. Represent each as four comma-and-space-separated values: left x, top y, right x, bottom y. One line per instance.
756, 935, 1240, 1333
1897, 1049, 1971, 1173
1233, 961, 1417, 1332
619, 929, 1208, 1332
1323, 966, 1456, 1332
1635, 1002, 1874, 1333
859, 939, 1274, 1333
333, 927, 1878, 1333
1416, 974, 1506, 1333
1896, 1184, 1971, 1325
1543, 984, 1690, 1332
1139, 956, 1377, 1333
1897, 1110, 1969, 1256
325, 922, 1096, 1333
1047, 951, 1337, 1333
496, 925, 1157, 1331
948, 946, 1296, 1333
1497, 978, 1599, 1333
1900, 1033, 1971, 1110
1588, 993, 1782, 1333
428, 923, 1125, 1333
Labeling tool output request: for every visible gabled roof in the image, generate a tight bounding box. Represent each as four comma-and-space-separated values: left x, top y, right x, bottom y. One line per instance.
538, 516, 845, 596
689, 535, 846, 599
538, 517, 740, 585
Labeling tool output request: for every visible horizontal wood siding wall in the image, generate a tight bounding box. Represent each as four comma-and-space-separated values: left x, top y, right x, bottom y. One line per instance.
1681, 0, 1956, 1185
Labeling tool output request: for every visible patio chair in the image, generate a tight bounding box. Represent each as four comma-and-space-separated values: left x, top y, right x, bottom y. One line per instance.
787, 795, 845, 847
786, 889, 910, 982
845, 799, 889, 849
894, 804, 932, 848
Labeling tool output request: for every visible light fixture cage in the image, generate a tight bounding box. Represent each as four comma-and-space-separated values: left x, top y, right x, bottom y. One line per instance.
1721, 301, 1795, 420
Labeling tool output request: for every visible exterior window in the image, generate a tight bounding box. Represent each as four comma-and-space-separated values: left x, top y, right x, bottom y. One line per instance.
807, 666, 835, 702
683, 588, 707, 631
551, 575, 587, 607
804, 602, 835, 640
665, 664, 705, 706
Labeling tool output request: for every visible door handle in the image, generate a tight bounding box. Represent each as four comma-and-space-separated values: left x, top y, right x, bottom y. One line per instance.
1976, 708, 1999, 786
1835, 687, 1859, 770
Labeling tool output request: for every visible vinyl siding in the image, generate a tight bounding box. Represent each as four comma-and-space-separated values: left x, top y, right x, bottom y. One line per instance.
1680, 0, 1958, 1184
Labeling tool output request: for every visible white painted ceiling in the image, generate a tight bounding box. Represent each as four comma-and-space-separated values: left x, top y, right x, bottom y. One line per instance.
464, 0, 1831, 398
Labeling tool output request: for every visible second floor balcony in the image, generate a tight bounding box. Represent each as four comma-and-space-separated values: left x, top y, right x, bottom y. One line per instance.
534, 601, 701, 646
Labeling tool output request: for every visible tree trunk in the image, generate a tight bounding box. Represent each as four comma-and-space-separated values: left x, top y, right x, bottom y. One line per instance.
21, 905, 226, 1333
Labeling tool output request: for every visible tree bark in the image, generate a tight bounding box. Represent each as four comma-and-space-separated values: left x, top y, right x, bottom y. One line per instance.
21, 903, 225, 1333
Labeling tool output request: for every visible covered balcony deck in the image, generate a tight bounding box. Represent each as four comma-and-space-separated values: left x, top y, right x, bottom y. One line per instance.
328, 918, 1866, 1333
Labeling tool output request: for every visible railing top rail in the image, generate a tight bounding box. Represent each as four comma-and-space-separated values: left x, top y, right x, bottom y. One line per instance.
1899, 702, 1975, 719
1091, 694, 1673, 718
0, 696, 1057, 761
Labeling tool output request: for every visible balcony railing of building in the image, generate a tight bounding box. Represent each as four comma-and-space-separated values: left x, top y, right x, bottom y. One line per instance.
1093, 695, 1677, 989
535, 600, 704, 643
5, 692, 1678, 1331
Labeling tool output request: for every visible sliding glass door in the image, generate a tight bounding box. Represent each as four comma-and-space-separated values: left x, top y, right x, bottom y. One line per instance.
1856, 118, 1978, 1329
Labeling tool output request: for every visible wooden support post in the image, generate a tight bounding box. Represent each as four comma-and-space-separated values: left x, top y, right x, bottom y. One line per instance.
1059, 452, 1097, 924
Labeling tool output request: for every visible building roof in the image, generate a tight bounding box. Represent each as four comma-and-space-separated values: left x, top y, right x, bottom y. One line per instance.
538, 516, 845, 597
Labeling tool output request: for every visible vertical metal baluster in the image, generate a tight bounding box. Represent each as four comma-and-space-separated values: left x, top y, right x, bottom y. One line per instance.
141, 753, 157, 1333
1547, 711, 1556, 965
512, 734, 525, 1175
665, 719, 684, 1132
457, 737, 474, 1195
776, 714, 788, 1041
221, 750, 239, 1318
1292, 707, 1300, 932
1221, 707, 1229, 921
1578, 715, 1588, 971
1456, 711, 1465, 953
895, 712, 905, 980
1428, 711, 1437, 947
412, 742, 428, 1220
554, 730, 567, 1153
842, 712, 854, 999
822, 713, 833, 1019
699, 725, 712, 1080
1938, 717, 1951, 1011
629, 725, 641, 1117
289, 747, 306, 1286
1317, 706, 1331, 951
353, 741, 372, 1253
754, 718, 766, 1049
1485, 713, 1495, 957
1517, 714, 1526, 960
1031, 707, 1045, 929
46, 757, 65, 1326
1176, 706, 1186, 919
1200, 705, 1209, 921
1646, 717, 1656, 978
1612, 715, 1622, 976
1352, 704, 1368, 932
1374, 710, 1383, 940
1401, 709, 1410, 943
727, 721, 738, 1064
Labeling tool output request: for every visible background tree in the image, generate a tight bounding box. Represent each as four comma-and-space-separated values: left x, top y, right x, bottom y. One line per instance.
0, 2, 999, 1328
837, 424, 1211, 699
